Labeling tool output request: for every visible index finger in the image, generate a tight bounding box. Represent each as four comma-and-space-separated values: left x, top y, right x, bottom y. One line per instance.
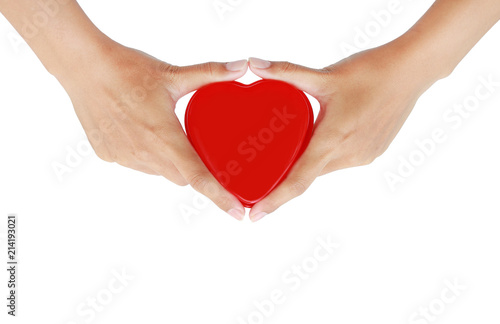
164, 119, 246, 221
249, 133, 331, 222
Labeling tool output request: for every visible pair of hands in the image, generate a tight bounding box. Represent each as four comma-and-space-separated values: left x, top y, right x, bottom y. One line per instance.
1, 0, 497, 221
59, 39, 435, 222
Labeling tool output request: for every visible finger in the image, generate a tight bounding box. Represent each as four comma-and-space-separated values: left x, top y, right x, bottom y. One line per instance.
319, 158, 354, 176
115, 161, 159, 176
101, 129, 189, 185
122, 155, 188, 186
170, 60, 248, 100
248, 58, 330, 98
249, 136, 330, 222
148, 159, 188, 186
165, 121, 246, 221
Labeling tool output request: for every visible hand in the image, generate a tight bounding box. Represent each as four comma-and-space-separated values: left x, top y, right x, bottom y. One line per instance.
56, 40, 249, 220
245, 0, 500, 222
247, 42, 444, 221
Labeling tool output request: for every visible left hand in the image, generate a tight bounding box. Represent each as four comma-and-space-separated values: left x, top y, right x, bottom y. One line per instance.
247, 42, 445, 221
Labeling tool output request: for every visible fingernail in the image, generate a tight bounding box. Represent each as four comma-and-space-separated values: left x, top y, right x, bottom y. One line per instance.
251, 212, 268, 222
228, 208, 245, 221
226, 59, 248, 72
249, 57, 271, 69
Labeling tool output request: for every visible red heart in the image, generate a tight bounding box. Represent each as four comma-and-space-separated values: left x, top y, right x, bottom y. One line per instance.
185, 80, 313, 207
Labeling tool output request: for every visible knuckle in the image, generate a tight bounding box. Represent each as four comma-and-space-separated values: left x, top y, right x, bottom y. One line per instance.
201, 62, 218, 77
132, 148, 152, 162
95, 149, 113, 163
374, 144, 389, 160
148, 126, 179, 156
161, 64, 184, 100
280, 61, 297, 75
316, 69, 335, 94
87, 134, 105, 151
188, 172, 210, 192
110, 102, 131, 121
204, 180, 222, 198
310, 142, 334, 164
217, 195, 233, 210
364, 154, 379, 166
98, 119, 116, 135
159, 62, 179, 76
351, 153, 376, 167
155, 163, 189, 186
160, 63, 180, 86
164, 173, 189, 186
143, 126, 168, 147
112, 155, 128, 166
287, 176, 309, 197
359, 158, 373, 167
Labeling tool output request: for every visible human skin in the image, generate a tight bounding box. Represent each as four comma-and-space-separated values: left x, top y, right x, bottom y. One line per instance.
2, 1, 500, 223
0, 0, 248, 220
248, 0, 500, 221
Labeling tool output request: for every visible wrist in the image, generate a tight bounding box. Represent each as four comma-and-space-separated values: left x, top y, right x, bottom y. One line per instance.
42, 25, 114, 80
5, 0, 113, 81
386, 30, 453, 90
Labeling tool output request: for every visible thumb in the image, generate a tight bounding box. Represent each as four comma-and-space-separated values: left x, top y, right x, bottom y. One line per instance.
172, 60, 248, 100
248, 58, 329, 97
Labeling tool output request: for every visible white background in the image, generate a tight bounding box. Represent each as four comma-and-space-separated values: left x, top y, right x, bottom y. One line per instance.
1, 0, 500, 323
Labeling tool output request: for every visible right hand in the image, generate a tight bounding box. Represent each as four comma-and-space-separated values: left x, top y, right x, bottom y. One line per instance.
55, 40, 248, 220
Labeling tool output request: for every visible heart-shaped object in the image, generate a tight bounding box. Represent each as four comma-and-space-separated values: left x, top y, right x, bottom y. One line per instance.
185, 80, 313, 207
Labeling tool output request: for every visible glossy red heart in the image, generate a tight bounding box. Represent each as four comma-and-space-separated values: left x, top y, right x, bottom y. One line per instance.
185, 80, 313, 207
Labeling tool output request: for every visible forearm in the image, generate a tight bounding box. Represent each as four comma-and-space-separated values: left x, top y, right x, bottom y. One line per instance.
0, 0, 110, 77
393, 0, 500, 84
